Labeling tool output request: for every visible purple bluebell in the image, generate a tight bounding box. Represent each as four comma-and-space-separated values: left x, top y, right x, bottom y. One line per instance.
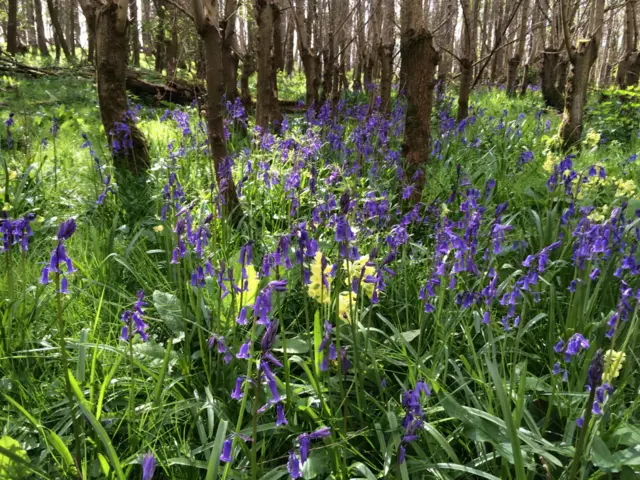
220, 438, 232, 462
142, 452, 156, 480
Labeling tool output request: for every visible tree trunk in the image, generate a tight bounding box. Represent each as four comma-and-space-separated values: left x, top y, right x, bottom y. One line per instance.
141, 0, 151, 51
153, 0, 166, 72
33, 0, 50, 56
129, 0, 140, 66
95, 0, 149, 172
165, 9, 178, 79
192, 0, 242, 223
507, 0, 527, 96
457, 0, 474, 121
541, 49, 564, 110
559, 40, 598, 147
402, 0, 439, 204
67, 0, 77, 57
558, 0, 603, 149
617, 0, 637, 88
46, 0, 73, 61
379, 0, 394, 112
241, 3, 256, 105
8, 0, 18, 54
25, 0, 37, 53
293, 0, 319, 106
284, 6, 295, 76
222, 0, 239, 100
255, 0, 275, 129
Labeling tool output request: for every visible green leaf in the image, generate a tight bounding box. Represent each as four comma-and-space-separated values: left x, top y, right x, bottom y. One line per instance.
0, 436, 29, 479
205, 419, 228, 480
486, 358, 527, 480
68, 370, 125, 480
153, 290, 185, 334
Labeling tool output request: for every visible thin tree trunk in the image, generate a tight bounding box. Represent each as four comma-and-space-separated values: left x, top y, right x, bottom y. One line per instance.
165, 8, 178, 79
284, 5, 295, 76
255, 0, 275, 129
8, 0, 18, 54
617, 0, 637, 87
46, 0, 72, 61
241, 2, 257, 105
129, 0, 140, 66
292, 0, 319, 106
67, 0, 77, 56
364, 0, 382, 90
141, 0, 151, 51
192, 0, 242, 223
402, 0, 439, 204
379, 0, 394, 112
95, 0, 149, 172
153, 0, 166, 72
457, 0, 474, 120
222, 0, 240, 100
25, 0, 37, 53
352, 0, 364, 90
33, 0, 50, 56
506, 0, 527, 96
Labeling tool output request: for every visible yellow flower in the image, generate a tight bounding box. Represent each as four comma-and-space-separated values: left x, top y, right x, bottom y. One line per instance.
338, 291, 357, 323
614, 178, 636, 198
583, 129, 601, 149
587, 205, 609, 223
543, 153, 557, 173
603, 349, 626, 384
153, 225, 164, 232
344, 254, 376, 299
308, 251, 332, 304
441, 203, 450, 217
8, 170, 17, 180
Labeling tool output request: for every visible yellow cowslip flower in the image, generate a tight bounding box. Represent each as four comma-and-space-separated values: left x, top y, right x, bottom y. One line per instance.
441, 203, 450, 217
8, 170, 17, 180
588, 206, 609, 223
153, 225, 164, 232
584, 129, 601, 149
614, 178, 637, 198
603, 349, 626, 384
543, 153, 557, 173
344, 254, 376, 299
308, 251, 332, 304
338, 291, 357, 323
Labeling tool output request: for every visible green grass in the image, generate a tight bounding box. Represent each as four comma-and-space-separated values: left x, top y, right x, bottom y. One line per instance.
0, 70, 639, 480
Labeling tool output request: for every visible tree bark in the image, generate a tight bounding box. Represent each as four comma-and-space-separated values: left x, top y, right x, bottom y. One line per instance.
364, 0, 382, 90
379, 0, 394, 113
192, 0, 242, 223
457, 0, 474, 121
141, 0, 151, 51
617, 0, 637, 88
241, 3, 257, 105
8, 0, 19, 54
165, 8, 178, 79
95, 0, 149, 172
33, 0, 50, 56
222, 0, 240, 100
129, 0, 140, 66
284, 6, 295, 75
25, 0, 37, 53
153, 0, 166, 72
541, 49, 565, 110
46, 0, 73, 61
292, 0, 319, 106
66, 0, 77, 56
506, 0, 527, 96
558, 0, 604, 149
402, 0, 439, 204
255, 0, 275, 129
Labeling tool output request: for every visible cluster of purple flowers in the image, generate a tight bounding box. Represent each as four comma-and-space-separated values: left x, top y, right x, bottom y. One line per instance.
0, 212, 35, 252
40, 218, 77, 294
399, 380, 431, 464
287, 427, 332, 478
121, 290, 149, 342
